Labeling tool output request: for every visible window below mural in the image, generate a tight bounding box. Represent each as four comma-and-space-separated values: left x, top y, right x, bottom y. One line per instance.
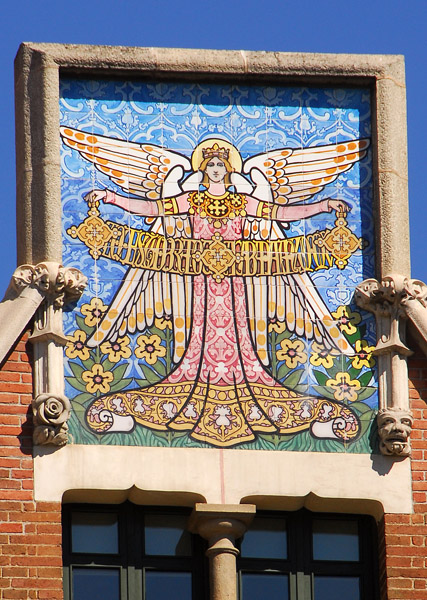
63, 505, 378, 600
238, 511, 378, 600
61, 79, 377, 451
62, 504, 206, 600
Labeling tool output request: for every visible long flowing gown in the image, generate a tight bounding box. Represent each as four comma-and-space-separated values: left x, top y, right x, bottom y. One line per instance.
86, 203, 360, 447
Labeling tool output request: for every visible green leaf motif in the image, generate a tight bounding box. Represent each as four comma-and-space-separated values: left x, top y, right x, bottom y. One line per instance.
351, 401, 374, 415
152, 360, 167, 377
102, 357, 116, 372
357, 371, 374, 387
274, 329, 292, 345
277, 362, 291, 381
311, 384, 336, 400
66, 376, 88, 393
281, 369, 304, 388
70, 391, 93, 406
148, 325, 167, 339
111, 363, 129, 380
69, 361, 85, 379
313, 370, 328, 386
109, 378, 134, 393
75, 314, 94, 336
355, 387, 376, 401
140, 364, 162, 384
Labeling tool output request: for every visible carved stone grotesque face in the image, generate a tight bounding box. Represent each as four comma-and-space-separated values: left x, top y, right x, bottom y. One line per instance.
377, 409, 413, 456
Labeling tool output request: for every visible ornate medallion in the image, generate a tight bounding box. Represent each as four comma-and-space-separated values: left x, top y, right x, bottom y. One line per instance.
188, 190, 247, 228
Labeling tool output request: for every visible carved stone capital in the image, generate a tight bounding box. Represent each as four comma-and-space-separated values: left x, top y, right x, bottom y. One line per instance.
32, 393, 71, 446
355, 274, 407, 318
377, 408, 413, 457
355, 274, 414, 457
402, 278, 427, 308
12, 261, 87, 308
356, 275, 427, 314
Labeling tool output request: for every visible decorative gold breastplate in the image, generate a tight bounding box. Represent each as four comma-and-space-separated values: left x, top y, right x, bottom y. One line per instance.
188, 190, 247, 228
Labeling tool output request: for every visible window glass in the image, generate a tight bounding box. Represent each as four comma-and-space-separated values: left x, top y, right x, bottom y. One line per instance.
72, 567, 120, 600
240, 517, 287, 559
145, 514, 192, 556
312, 519, 359, 561
71, 512, 119, 554
241, 573, 289, 600
145, 571, 192, 599
314, 576, 360, 600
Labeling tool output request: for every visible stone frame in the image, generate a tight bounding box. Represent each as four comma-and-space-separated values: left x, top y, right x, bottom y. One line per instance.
15, 43, 412, 514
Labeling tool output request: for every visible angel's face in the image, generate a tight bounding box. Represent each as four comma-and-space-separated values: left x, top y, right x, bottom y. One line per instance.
204, 157, 227, 183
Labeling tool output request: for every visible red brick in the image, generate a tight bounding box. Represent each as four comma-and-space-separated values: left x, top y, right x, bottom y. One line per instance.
10, 468, 33, 479
0, 523, 23, 533
0, 373, 21, 383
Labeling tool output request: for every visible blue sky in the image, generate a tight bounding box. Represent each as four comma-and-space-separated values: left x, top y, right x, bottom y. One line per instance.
0, 0, 426, 293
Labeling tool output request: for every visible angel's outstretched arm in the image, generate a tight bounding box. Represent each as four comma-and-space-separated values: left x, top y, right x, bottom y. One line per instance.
246, 196, 349, 221
85, 190, 190, 216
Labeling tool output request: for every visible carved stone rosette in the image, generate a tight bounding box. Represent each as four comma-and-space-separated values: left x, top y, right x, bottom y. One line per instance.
13, 262, 87, 447
355, 274, 421, 457
32, 393, 71, 447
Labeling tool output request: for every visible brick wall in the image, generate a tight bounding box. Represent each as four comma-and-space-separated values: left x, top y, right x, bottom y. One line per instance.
382, 345, 427, 600
0, 332, 63, 600
1, 332, 427, 598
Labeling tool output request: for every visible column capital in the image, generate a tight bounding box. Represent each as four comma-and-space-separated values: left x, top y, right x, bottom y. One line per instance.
189, 504, 256, 600
12, 261, 87, 309
189, 503, 256, 553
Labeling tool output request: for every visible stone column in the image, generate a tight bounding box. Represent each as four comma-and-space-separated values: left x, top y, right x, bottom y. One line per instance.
189, 503, 256, 600
355, 274, 414, 456
12, 261, 87, 446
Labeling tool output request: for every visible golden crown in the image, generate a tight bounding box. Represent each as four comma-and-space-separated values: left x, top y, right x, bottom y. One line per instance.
202, 143, 229, 161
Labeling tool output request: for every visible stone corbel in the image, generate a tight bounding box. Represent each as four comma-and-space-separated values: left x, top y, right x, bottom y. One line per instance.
13, 262, 87, 446
189, 504, 256, 600
355, 275, 413, 457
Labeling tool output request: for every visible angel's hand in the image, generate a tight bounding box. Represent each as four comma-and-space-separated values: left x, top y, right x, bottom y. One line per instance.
327, 199, 350, 213
84, 189, 107, 204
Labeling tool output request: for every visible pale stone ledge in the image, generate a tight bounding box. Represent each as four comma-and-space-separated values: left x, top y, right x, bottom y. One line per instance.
34, 445, 413, 518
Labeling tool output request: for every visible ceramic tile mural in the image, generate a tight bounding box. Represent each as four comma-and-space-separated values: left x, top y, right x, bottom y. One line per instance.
60, 78, 377, 452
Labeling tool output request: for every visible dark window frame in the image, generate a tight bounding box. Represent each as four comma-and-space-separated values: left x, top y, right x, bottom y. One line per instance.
237, 509, 379, 600
63, 504, 378, 600
62, 503, 208, 600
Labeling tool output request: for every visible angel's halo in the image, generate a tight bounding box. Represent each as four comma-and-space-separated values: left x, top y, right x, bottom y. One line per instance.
191, 138, 242, 173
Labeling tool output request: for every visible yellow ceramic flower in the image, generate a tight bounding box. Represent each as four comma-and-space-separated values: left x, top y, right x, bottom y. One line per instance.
268, 319, 287, 334
276, 339, 307, 368
82, 363, 114, 394
135, 334, 166, 365
331, 305, 361, 335
351, 339, 376, 369
326, 372, 361, 403
155, 316, 173, 330
309, 342, 337, 369
100, 336, 132, 363
65, 330, 90, 361
80, 297, 108, 327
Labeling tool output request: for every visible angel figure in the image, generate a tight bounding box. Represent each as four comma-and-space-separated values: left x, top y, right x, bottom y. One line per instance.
61, 127, 370, 447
